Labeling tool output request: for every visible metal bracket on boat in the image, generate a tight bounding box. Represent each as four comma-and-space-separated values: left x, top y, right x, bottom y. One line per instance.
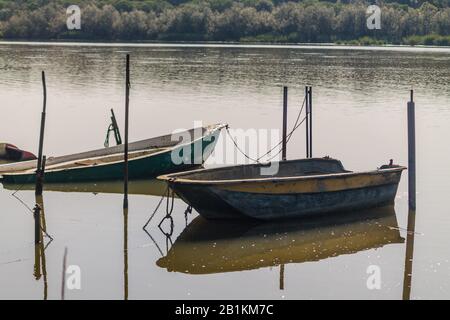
104, 109, 122, 148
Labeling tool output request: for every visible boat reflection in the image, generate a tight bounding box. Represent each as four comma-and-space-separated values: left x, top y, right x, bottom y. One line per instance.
157, 206, 404, 275
2, 179, 169, 197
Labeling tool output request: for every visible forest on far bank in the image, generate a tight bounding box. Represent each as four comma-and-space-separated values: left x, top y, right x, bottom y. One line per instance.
1, 0, 450, 45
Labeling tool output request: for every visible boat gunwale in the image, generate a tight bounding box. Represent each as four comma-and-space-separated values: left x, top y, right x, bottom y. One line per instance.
0, 123, 226, 178
158, 160, 406, 186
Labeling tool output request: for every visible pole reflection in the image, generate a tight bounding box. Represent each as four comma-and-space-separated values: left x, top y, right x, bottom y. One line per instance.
123, 208, 129, 300
402, 209, 416, 300
34, 194, 49, 300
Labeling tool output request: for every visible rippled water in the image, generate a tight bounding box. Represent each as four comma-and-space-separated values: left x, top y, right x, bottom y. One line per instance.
1, 42, 450, 299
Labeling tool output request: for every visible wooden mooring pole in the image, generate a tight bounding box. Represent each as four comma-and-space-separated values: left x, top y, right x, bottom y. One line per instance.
305, 86, 309, 158
309, 86, 313, 158
407, 90, 416, 210
123, 54, 130, 209
305, 86, 313, 158
36, 71, 47, 196
402, 89, 417, 300
282, 86, 288, 161
34, 155, 46, 244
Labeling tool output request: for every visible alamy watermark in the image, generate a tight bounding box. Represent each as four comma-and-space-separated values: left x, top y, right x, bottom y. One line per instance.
65, 4, 382, 32
65, 264, 82, 291
366, 5, 381, 30
170, 121, 281, 176
366, 265, 381, 290
66, 5, 81, 30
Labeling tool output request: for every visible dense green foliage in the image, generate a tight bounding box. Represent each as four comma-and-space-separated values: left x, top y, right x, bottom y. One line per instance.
0, 0, 450, 45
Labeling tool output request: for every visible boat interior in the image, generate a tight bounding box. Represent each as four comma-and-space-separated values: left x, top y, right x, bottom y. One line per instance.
167, 158, 351, 181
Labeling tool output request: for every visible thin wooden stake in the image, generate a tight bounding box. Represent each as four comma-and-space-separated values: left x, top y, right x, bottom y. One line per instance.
36, 71, 47, 196
123, 54, 130, 209
407, 90, 416, 210
305, 86, 309, 158
282, 86, 288, 161
403, 90, 417, 300
309, 86, 313, 158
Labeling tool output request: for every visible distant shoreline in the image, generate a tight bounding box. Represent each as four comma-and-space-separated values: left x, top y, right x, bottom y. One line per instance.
1, 40, 450, 53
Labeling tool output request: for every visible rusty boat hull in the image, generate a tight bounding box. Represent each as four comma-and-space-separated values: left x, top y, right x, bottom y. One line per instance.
158, 158, 405, 220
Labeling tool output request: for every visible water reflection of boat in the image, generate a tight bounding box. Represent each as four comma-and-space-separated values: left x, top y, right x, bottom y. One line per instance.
158, 158, 405, 220
157, 206, 403, 274
0, 124, 224, 184
1, 179, 170, 197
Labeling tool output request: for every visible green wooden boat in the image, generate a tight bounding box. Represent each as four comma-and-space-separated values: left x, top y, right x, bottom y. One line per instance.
0, 124, 225, 184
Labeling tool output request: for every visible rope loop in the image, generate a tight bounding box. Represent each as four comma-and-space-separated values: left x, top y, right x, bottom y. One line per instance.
158, 213, 174, 238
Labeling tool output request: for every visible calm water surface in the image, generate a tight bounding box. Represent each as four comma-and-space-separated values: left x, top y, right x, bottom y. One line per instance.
1, 42, 450, 299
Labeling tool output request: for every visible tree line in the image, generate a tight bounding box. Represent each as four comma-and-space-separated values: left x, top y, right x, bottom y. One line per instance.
0, 0, 450, 45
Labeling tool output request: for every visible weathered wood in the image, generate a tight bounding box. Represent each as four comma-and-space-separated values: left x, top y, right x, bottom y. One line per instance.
309, 86, 313, 158
35, 71, 47, 196
159, 158, 406, 220
407, 90, 416, 210
35, 155, 46, 196
305, 86, 309, 158
124, 54, 130, 209
305, 86, 313, 158
282, 86, 288, 161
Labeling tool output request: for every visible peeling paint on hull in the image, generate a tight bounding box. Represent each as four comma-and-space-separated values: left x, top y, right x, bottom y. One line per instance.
172, 180, 401, 220
160, 158, 405, 220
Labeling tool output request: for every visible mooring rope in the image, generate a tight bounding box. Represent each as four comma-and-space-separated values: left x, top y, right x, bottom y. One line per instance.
165, 187, 174, 216
10, 176, 54, 241
142, 185, 169, 230
225, 94, 307, 164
